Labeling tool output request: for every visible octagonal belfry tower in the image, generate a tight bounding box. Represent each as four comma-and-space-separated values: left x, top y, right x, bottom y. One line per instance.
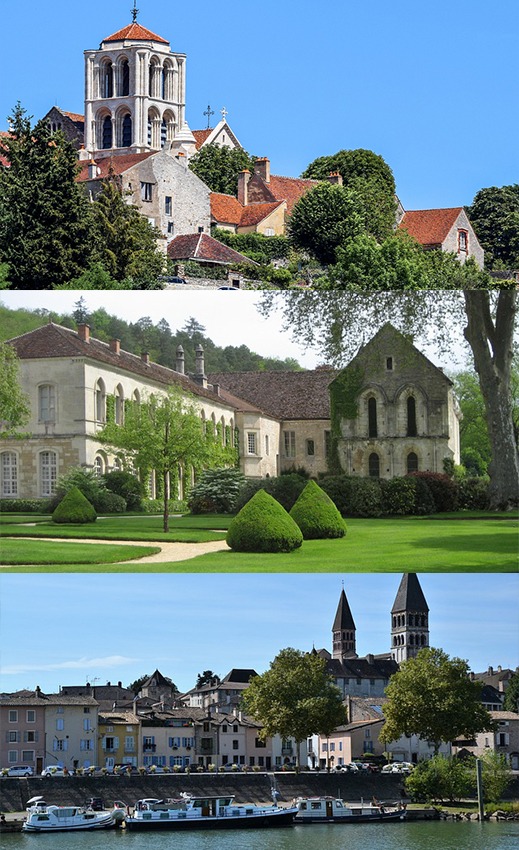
82, 10, 187, 159
390, 573, 429, 663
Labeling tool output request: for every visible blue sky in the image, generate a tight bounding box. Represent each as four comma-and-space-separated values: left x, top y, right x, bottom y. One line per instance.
1, 1, 517, 210
0, 573, 517, 694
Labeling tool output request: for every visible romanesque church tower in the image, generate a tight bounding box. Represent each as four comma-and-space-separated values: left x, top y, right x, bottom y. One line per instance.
82, 7, 191, 159
332, 588, 357, 661
390, 573, 429, 663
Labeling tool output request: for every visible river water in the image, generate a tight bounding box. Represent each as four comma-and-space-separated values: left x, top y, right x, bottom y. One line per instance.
3, 821, 518, 850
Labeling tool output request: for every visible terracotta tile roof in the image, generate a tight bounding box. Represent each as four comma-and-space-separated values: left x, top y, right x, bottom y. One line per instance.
103, 22, 169, 44
76, 152, 153, 181
167, 232, 257, 265
6, 323, 227, 406
208, 370, 337, 420
399, 207, 463, 246
192, 129, 213, 150
239, 201, 284, 227
269, 174, 319, 214
62, 110, 85, 125
210, 193, 243, 226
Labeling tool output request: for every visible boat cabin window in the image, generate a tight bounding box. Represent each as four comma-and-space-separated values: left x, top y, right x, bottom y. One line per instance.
311, 801, 323, 810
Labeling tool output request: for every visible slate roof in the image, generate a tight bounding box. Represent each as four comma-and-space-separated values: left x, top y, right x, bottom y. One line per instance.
77, 152, 153, 181
399, 208, 463, 246
103, 22, 169, 44
167, 232, 257, 265
141, 669, 176, 690
6, 322, 227, 407
60, 682, 134, 701
221, 669, 258, 684
391, 573, 429, 614
333, 589, 356, 631
322, 654, 399, 680
208, 370, 337, 420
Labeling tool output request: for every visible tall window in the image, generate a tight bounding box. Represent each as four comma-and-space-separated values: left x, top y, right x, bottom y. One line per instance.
368, 397, 377, 438
121, 59, 130, 96
115, 385, 124, 425
247, 432, 257, 454
40, 451, 57, 496
39, 384, 56, 422
94, 455, 104, 476
407, 396, 417, 437
407, 452, 418, 473
283, 431, 296, 458
122, 113, 132, 147
102, 115, 113, 149
141, 182, 153, 202
306, 439, 315, 456
368, 452, 380, 478
1, 452, 18, 496
95, 379, 106, 422
103, 62, 113, 98
458, 229, 468, 252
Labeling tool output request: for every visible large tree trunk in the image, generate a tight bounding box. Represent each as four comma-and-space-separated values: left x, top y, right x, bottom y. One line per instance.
463, 290, 518, 509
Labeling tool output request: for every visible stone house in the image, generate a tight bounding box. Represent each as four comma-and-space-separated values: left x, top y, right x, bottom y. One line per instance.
398, 207, 484, 268
0, 689, 47, 775
42, 694, 99, 771
98, 710, 140, 770
453, 711, 519, 770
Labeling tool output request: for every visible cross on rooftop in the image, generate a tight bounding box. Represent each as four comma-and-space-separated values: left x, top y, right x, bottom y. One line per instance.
203, 104, 214, 129
131, 1, 139, 23
220, 107, 228, 121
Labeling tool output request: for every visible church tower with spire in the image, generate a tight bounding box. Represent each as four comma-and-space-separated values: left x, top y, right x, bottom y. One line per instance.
332, 587, 358, 661
390, 573, 429, 663
82, 3, 190, 158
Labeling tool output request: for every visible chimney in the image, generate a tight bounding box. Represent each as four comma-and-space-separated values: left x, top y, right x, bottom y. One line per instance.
327, 172, 343, 186
88, 159, 98, 179
118, 681, 122, 688
254, 157, 270, 183
212, 383, 220, 397
109, 339, 120, 355
77, 323, 90, 343
176, 345, 185, 374
237, 169, 250, 206
488, 666, 494, 675
141, 351, 150, 365
367, 653, 374, 665
193, 344, 207, 387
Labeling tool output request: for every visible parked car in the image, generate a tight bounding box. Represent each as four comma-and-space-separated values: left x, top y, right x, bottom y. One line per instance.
145, 766, 168, 775
41, 766, 72, 777
168, 276, 186, 285
114, 764, 140, 776
3, 765, 34, 777
86, 797, 104, 811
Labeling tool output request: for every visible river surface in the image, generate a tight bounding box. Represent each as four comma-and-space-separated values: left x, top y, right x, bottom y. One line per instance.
3, 821, 519, 850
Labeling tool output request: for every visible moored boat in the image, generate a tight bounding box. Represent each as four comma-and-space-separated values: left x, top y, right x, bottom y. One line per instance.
22, 796, 124, 832
125, 794, 298, 831
294, 796, 407, 823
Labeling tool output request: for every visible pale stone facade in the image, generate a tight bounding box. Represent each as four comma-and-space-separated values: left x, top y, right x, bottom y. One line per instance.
43, 696, 99, 771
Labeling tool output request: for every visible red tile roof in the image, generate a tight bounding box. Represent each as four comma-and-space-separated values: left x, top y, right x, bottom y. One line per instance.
399, 208, 463, 246
239, 202, 284, 227
210, 193, 243, 226
76, 152, 153, 181
103, 22, 169, 44
192, 129, 213, 150
269, 174, 319, 214
167, 233, 256, 265
62, 111, 85, 124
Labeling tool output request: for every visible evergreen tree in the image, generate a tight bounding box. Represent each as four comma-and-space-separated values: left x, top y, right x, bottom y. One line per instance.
0, 103, 93, 288
189, 144, 256, 195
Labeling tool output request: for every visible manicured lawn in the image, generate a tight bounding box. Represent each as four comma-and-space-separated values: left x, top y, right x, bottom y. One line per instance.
1, 513, 516, 572
1, 539, 161, 566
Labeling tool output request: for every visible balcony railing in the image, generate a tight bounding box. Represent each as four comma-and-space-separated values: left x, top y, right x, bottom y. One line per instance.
143, 744, 157, 752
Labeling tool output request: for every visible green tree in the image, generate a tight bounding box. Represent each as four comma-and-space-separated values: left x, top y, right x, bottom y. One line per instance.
301, 148, 396, 242
405, 755, 474, 804
467, 185, 519, 270
288, 182, 363, 264
0, 103, 93, 287
90, 173, 165, 286
481, 751, 513, 803
382, 647, 494, 753
99, 386, 236, 531
0, 343, 30, 435
259, 290, 518, 509
503, 672, 519, 713
189, 144, 256, 195
453, 370, 492, 475
242, 648, 346, 767
196, 670, 220, 688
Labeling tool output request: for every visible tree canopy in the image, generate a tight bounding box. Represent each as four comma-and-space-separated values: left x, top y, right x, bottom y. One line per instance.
0, 342, 30, 436
382, 647, 494, 752
241, 648, 346, 767
259, 290, 518, 509
196, 670, 220, 688
288, 182, 363, 264
189, 144, 256, 195
467, 184, 519, 271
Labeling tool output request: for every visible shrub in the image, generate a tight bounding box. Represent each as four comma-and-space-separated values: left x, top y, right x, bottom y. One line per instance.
318, 475, 352, 515
234, 473, 307, 514
289, 479, 346, 539
410, 475, 437, 515
188, 468, 245, 514
93, 489, 127, 513
104, 470, 145, 511
409, 472, 459, 512
0, 498, 50, 513
52, 486, 97, 524
458, 477, 490, 510
141, 498, 188, 514
380, 477, 416, 516
226, 489, 303, 553
319, 475, 382, 517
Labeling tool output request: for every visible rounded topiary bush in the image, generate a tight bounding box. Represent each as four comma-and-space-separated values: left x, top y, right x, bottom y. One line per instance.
289, 479, 346, 539
226, 489, 303, 553
52, 486, 97, 524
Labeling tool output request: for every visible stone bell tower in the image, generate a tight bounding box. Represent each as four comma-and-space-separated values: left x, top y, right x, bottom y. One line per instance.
82, 4, 187, 158
390, 573, 429, 663
332, 587, 357, 661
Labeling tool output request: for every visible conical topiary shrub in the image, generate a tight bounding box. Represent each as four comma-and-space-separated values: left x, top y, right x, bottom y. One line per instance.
289, 479, 346, 539
52, 486, 97, 524
226, 489, 303, 553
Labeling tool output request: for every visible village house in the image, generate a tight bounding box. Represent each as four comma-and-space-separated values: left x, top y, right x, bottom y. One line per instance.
0, 689, 47, 775
453, 712, 519, 770
398, 207, 484, 268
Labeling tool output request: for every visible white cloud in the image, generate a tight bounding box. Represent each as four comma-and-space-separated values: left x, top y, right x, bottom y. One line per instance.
1, 655, 138, 675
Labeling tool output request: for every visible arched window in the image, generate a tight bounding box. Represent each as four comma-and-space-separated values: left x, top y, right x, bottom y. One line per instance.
94, 455, 104, 476
102, 115, 113, 149
368, 397, 378, 438
113, 456, 122, 471
122, 113, 132, 148
95, 379, 106, 423
39, 384, 56, 423
115, 385, 125, 425
40, 451, 57, 496
121, 59, 130, 96
368, 452, 380, 478
421, 634, 426, 646
409, 634, 414, 646
407, 396, 417, 437
407, 452, 419, 473
1, 451, 18, 496
103, 61, 113, 98
161, 118, 167, 148
133, 389, 140, 405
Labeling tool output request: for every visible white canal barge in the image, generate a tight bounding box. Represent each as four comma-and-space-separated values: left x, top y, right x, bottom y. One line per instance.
295, 796, 407, 823
125, 794, 298, 831
22, 797, 124, 833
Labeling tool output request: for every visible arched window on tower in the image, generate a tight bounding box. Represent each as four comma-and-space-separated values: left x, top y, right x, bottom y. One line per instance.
407, 395, 417, 437
121, 59, 130, 96
103, 62, 114, 98
407, 452, 418, 473
368, 452, 380, 478
122, 113, 132, 148
102, 116, 113, 149
161, 119, 167, 148
368, 397, 378, 438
